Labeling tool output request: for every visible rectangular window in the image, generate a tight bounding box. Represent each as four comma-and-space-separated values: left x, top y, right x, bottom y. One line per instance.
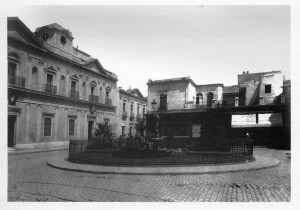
106, 91, 109, 99
137, 105, 140, 114
123, 102, 126, 111
44, 117, 52, 136
47, 74, 53, 85
159, 94, 167, 110
71, 81, 76, 91
104, 118, 110, 126
122, 126, 125, 137
265, 84, 271, 93
69, 119, 75, 136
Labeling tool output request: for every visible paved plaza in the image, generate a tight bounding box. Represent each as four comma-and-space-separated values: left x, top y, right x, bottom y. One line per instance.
8, 148, 290, 202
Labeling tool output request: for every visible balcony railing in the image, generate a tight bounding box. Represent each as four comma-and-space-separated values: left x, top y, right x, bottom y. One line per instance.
8, 76, 25, 87
105, 98, 112, 106
137, 114, 142, 121
122, 111, 128, 120
89, 95, 99, 103
44, 84, 57, 94
70, 90, 79, 99
130, 113, 135, 121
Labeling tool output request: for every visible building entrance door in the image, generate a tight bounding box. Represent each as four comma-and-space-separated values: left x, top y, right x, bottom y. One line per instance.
88, 121, 94, 140
207, 92, 214, 108
8, 115, 16, 147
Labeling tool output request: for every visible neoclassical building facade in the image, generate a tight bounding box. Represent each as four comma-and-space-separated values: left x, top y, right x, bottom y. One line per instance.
8, 17, 118, 149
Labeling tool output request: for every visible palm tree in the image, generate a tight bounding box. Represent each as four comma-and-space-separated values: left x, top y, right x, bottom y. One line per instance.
134, 118, 146, 138
93, 122, 115, 141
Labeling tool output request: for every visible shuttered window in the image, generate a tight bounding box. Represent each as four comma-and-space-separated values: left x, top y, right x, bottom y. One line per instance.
69, 119, 75, 136
44, 117, 52, 136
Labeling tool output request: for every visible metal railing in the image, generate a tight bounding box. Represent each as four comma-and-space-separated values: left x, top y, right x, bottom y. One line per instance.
158, 105, 168, 111
105, 98, 112, 105
68, 137, 254, 165
44, 84, 57, 94
122, 111, 128, 119
70, 90, 79, 99
8, 76, 25, 87
130, 113, 135, 121
137, 114, 142, 121
89, 94, 99, 103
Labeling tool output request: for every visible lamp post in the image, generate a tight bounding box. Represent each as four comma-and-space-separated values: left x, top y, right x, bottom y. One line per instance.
151, 99, 157, 113
151, 99, 160, 137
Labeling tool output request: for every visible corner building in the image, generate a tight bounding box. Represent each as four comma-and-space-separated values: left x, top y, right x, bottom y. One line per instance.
8, 17, 118, 149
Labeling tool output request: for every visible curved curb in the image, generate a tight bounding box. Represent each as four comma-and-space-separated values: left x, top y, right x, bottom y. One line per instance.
47, 155, 280, 175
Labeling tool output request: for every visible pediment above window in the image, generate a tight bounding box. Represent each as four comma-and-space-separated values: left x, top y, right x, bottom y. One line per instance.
70, 74, 79, 81
44, 66, 57, 74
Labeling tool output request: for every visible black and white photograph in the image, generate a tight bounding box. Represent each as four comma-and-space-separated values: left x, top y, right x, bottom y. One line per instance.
3, 1, 297, 205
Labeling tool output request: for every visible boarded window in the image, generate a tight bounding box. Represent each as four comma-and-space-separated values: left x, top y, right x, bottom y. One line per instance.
44, 118, 52, 136
69, 119, 75, 136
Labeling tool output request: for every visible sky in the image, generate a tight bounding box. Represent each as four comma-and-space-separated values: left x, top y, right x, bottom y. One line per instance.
6, 5, 290, 96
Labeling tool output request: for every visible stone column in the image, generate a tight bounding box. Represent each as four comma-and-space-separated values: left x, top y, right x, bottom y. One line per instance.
25, 103, 31, 143
36, 104, 42, 142
27, 59, 32, 89
84, 110, 88, 139
66, 70, 70, 98
38, 63, 44, 91
77, 110, 81, 139
56, 69, 60, 95
54, 106, 59, 140
64, 108, 68, 140
78, 75, 82, 100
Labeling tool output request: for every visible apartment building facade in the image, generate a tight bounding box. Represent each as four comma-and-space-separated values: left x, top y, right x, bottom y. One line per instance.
8, 17, 118, 149
116, 88, 147, 137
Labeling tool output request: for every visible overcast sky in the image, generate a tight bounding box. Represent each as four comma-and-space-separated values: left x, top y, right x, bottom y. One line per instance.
7, 5, 290, 96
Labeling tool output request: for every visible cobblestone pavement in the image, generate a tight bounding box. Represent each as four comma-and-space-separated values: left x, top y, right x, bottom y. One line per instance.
8, 147, 290, 202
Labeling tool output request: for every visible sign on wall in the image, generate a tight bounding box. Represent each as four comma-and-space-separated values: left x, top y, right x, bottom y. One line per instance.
258, 113, 282, 127
192, 124, 201, 137
231, 114, 256, 128
231, 113, 283, 127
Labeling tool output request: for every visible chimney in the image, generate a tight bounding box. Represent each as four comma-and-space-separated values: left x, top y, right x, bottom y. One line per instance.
129, 86, 131, 91
246, 71, 249, 74
243, 71, 245, 74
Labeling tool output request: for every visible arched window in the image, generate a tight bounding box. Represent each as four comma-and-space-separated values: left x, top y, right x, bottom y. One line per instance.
82, 82, 86, 99
32, 67, 38, 89
60, 75, 65, 94
207, 92, 214, 108
196, 93, 203, 105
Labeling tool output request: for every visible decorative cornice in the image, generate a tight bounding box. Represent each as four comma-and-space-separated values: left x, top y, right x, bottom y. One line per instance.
39, 60, 44, 66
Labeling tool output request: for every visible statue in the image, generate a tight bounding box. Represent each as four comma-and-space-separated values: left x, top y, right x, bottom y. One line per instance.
153, 113, 160, 137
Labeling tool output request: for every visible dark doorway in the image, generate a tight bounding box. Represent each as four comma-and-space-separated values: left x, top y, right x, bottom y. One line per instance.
88, 121, 94, 140
8, 62, 17, 84
207, 92, 214, 108
159, 94, 167, 110
8, 115, 16, 147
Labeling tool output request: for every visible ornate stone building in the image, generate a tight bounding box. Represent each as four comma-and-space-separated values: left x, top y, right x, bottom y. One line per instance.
8, 17, 118, 149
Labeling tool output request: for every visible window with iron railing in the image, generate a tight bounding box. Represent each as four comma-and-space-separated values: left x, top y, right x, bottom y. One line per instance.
122, 111, 128, 119
89, 94, 99, 103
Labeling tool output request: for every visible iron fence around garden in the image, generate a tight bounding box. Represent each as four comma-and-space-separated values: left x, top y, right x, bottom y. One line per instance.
68, 137, 254, 165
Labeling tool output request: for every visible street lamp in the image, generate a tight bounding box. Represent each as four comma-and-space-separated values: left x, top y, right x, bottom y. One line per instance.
151, 99, 160, 137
